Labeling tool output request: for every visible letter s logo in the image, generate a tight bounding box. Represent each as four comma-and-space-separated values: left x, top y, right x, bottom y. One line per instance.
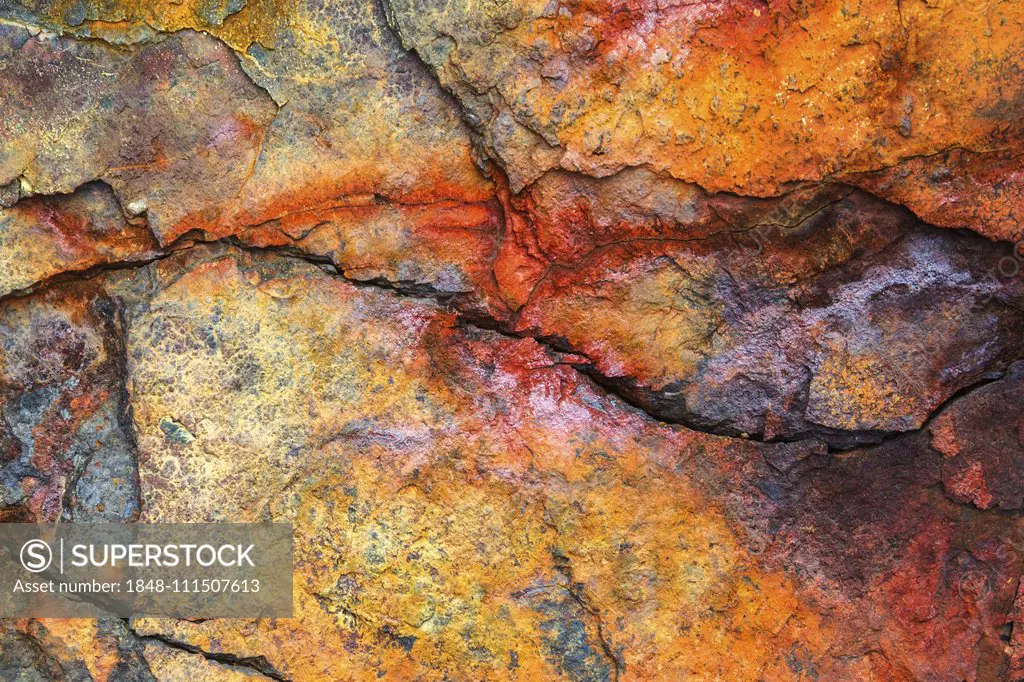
20, 539, 52, 573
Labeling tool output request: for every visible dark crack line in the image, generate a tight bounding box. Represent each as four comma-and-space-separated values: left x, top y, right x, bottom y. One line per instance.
302, 249, 1024, 456
1003, 576, 1023, 631
219, 236, 472, 304
7, 237, 1024, 457
0, 248, 182, 303
4, 13, 1023, 256
550, 552, 624, 680
859, 368, 1010, 457
114, 296, 146, 522
134, 631, 290, 681
367, 0, 1024, 258
374, 0, 496, 169
460, 305, 1022, 456
195, 240, 752, 445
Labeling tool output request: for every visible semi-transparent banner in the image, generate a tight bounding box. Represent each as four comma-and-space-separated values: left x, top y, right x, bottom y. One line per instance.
0, 524, 292, 618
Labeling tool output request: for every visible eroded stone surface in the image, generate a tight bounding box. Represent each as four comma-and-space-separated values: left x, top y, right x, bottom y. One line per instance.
507, 181, 1024, 444
704, 433, 1024, 682
141, 639, 274, 680
931, 362, 1024, 511
0, 279, 139, 522
66, 245, 1015, 680
0, 23, 277, 243
2, 0, 1024, 678
116, 247, 803, 679
0, 242, 1020, 678
228, 172, 1024, 446
384, 0, 1024, 198
3, 0, 495, 245
0, 182, 159, 297
853, 148, 1024, 243
0, 619, 153, 680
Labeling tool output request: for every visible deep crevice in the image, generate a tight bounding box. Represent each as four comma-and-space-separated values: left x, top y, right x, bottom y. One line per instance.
0, 249, 177, 303
135, 631, 290, 681
5, 232, 1022, 456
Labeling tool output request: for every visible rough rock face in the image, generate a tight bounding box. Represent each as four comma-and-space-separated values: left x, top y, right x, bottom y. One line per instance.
1, 0, 492, 244
505, 178, 1024, 445
382, 1, 1024, 218
0, 278, 139, 523
931, 362, 1024, 512
1, 0, 1023, 680
0, 182, 159, 297
0, 24, 278, 243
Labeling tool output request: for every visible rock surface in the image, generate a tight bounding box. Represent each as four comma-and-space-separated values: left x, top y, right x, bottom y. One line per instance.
931, 362, 1024, 512
1, 0, 1023, 679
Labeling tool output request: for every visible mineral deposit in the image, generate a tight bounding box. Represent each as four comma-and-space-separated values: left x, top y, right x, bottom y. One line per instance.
1, 0, 1023, 679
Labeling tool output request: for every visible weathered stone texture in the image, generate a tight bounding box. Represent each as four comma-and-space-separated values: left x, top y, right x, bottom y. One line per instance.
931, 362, 1024, 512
0, 23, 277, 243
0, 279, 138, 523
383, 0, 1024, 237
2, 0, 1024, 679
0, 182, 159, 298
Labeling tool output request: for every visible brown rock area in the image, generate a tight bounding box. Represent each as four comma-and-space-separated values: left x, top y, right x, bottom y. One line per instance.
0, 0, 1023, 679
931, 362, 1024, 512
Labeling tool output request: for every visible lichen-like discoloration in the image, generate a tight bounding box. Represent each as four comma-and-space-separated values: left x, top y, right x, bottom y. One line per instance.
0, 619, 153, 680
0, 280, 139, 522
2, 0, 1024, 677
115, 247, 822, 679
0, 25, 278, 243
5, 0, 495, 245
510, 185, 1024, 444
79, 246, 1015, 680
